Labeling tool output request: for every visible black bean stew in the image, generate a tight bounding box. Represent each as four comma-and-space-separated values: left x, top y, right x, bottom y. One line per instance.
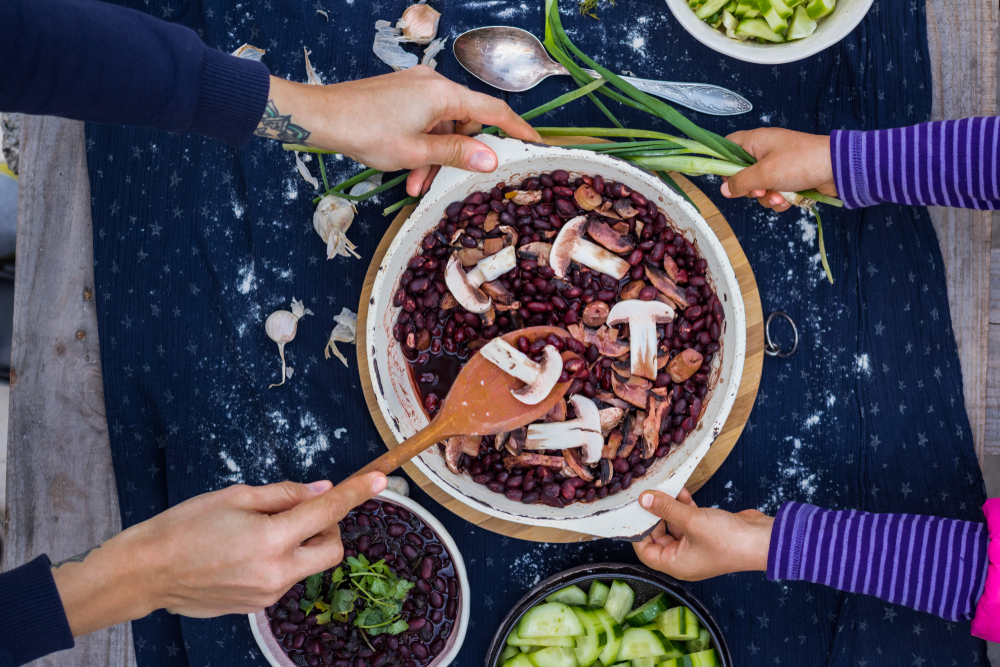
393, 171, 723, 509
266, 499, 459, 667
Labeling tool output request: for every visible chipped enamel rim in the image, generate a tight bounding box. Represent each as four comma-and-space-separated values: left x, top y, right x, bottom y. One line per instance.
249, 490, 470, 667
664, 0, 874, 65
366, 135, 746, 540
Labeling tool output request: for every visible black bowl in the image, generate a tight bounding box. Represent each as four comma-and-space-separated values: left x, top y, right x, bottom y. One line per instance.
484, 562, 731, 667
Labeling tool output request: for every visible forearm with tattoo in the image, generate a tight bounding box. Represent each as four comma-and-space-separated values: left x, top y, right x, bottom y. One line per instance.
51, 546, 100, 569
254, 100, 311, 144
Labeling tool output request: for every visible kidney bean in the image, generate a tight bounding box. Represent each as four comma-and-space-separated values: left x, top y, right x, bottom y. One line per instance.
521, 491, 540, 504
402, 544, 418, 560
410, 643, 429, 660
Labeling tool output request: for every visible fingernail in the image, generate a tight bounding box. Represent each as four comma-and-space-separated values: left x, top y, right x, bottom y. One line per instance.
640, 493, 653, 509
770, 194, 783, 205
720, 182, 732, 198
307, 480, 332, 493
372, 475, 388, 494
469, 151, 496, 172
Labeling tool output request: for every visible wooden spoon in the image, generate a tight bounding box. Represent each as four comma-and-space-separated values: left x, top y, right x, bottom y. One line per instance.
352, 326, 578, 478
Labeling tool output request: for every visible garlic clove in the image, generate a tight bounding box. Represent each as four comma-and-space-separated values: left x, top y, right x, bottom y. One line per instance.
267, 298, 312, 388
400, 3, 440, 45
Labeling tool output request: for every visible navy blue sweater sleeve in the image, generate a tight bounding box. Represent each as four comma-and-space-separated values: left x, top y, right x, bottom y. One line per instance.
0, 555, 74, 666
0, 0, 271, 147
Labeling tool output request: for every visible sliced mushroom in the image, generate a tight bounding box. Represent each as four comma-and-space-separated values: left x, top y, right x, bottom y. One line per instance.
498, 225, 519, 247
517, 242, 552, 267
484, 210, 500, 232
566, 324, 630, 358
495, 431, 511, 451
563, 448, 595, 481
603, 428, 624, 459
455, 247, 486, 267
508, 427, 527, 456
596, 393, 631, 410
607, 300, 676, 381
619, 411, 645, 458
483, 237, 505, 256
586, 220, 636, 254
550, 216, 630, 280
467, 245, 517, 286
439, 292, 458, 310
657, 347, 670, 370
646, 263, 691, 308
504, 452, 566, 470
597, 458, 613, 487
599, 406, 626, 437
642, 392, 671, 459
582, 301, 610, 327
668, 348, 704, 384
612, 372, 651, 408
479, 337, 563, 405
613, 198, 640, 219
612, 359, 631, 379
460, 435, 482, 458
592, 200, 622, 220
526, 394, 604, 464
619, 280, 646, 301
545, 397, 568, 422
444, 437, 464, 474
574, 184, 603, 210
663, 255, 682, 282
508, 190, 542, 205
611, 221, 630, 235
481, 281, 518, 308
444, 254, 492, 314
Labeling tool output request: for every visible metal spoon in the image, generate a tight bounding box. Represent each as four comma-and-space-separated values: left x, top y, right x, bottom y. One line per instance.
453, 26, 752, 116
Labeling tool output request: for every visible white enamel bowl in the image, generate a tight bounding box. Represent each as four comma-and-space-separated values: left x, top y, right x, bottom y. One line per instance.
249, 489, 470, 667
664, 0, 873, 64
365, 135, 746, 540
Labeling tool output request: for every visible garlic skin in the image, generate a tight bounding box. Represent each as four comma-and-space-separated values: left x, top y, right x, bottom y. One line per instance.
400, 4, 440, 45
265, 298, 313, 388
313, 194, 361, 260
325, 307, 358, 367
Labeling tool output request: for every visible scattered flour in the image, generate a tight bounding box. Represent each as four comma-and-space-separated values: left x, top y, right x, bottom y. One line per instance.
237, 264, 256, 294
855, 353, 872, 377
803, 412, 821, 429
232, 197, 245, 219
759, 437, 819, 513
284, 178, 299, 201
219, 451, 244, 483
797, 213, 817, 244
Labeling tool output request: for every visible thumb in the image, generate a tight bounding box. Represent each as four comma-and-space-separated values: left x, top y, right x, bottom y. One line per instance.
231, 480, 334, 514
418, 134, 499, 173
722, 163, 771, 199
639, 490, 697, 529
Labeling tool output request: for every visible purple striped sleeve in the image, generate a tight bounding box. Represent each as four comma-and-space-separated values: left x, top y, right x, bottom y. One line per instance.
767, 502, 989, 622
829, 117, 1000, 210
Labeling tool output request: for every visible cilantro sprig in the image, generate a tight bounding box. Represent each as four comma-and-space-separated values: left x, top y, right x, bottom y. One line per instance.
299, 554, 415, 637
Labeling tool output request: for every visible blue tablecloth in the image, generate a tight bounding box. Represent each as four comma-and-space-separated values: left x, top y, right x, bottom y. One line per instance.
85, 0, 987, 665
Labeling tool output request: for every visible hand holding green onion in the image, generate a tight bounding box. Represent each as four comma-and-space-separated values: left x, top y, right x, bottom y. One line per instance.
719, 128, 837, 213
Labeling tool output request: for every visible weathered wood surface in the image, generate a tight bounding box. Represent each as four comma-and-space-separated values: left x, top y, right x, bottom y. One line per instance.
924, 0, 999, 462
988, 249, 1000, 456
4, 116, 136, 667
357, 161, 764, 543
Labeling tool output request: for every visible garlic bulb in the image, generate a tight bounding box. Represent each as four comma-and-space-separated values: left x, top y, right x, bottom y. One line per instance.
400, 4, 440, 45
265, 297, 313, 388
325, 307, 358, 367
313, 194, 361, 260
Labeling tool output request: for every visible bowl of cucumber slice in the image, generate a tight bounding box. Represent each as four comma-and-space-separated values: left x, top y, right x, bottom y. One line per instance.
665, 0, 873, 64
487, 563, 730, 667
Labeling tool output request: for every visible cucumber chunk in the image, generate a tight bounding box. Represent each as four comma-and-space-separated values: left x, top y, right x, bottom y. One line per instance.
572, 633, 604, 667
593, 608, 624, 666
805, 0, 835, 19
657, 661, 679, 667
616, 628, 672, 661
654, 607, 700, 642
734, 0, 753, 15
681, 650, 719, 667
508, 633, 578, 648
603, 581, 636, 624
735, 17, 786, 41
547, 586, 590, 606
632, 659, 658, 667
501, 645, 522, 663
570, 607, 609, 665
768, 0, 793, 18
529, 647, 580, 667
787, 4, 817, 38
684, 629, 712, 654
504, 654, 536, 667
695, 0, 729, 20
520, 603, 588, 638
588, 581, 611, 609
625, 593, 669, 628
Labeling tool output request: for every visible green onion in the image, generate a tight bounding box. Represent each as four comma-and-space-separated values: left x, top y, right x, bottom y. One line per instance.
317, 154, 330, 191
384, 196, 421, 217
814, 207, 833, 284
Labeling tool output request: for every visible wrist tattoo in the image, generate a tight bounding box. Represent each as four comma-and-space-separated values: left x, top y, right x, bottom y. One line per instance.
51, 546, 100, 569
255, 100, 311, 144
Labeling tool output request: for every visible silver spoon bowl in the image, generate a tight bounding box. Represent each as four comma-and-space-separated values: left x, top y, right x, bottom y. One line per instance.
453, 26, 752, 116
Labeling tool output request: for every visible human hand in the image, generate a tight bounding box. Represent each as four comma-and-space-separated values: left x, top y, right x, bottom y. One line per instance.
260, 67, 542, 196
719, 128, 836, 212
51, 473, 387, 636
632, 489, 774, 581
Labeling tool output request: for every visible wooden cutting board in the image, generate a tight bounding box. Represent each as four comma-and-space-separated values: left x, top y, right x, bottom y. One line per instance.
356, 143, 764, 543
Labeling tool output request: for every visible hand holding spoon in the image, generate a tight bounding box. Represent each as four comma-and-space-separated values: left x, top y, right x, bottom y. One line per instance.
351, 326, 578, 478
453, 26, 752, 116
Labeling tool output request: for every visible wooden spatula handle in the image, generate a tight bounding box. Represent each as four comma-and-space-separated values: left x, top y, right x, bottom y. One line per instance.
350, 421, 449, 479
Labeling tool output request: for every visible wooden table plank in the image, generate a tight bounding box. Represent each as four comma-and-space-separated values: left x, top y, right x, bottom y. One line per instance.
924, 0, 999, 464
3, 116, 135, 667
988, 250, 1000, 456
